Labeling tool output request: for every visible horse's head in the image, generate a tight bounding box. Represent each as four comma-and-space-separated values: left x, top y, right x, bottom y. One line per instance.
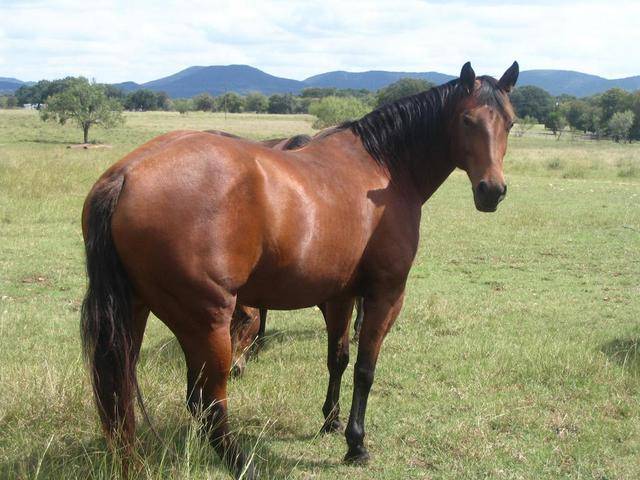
449, 61, 518, 212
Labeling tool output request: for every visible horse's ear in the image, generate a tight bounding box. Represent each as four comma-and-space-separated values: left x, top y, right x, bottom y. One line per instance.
498, 61, 519, 93
460, 62, 475, 93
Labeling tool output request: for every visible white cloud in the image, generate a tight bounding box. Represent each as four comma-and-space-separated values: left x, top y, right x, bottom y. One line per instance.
0, 0, 638, 83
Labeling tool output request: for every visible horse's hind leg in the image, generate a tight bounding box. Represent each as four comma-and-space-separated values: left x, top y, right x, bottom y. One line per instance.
320, 297, 355, 434
175, 298, 255, 479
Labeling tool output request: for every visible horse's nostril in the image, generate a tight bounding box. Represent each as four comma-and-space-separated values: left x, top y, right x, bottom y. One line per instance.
477, 181, 488, 195
502, 184, 507, 196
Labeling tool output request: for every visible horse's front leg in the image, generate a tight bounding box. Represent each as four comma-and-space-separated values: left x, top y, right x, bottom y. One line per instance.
319, 297, 355, 433
344, 289, 405, 463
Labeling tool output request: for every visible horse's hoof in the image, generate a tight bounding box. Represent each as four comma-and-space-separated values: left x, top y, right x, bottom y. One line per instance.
319, 418, 344, 434
344, 445, 370, 465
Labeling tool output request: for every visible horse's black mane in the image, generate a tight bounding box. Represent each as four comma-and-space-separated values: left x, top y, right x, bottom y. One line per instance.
340, 76, 509, 173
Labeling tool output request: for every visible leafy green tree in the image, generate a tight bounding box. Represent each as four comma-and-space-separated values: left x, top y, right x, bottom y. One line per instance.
268, 94, 297, 114
102, 85, 126, 102
308, 96, 370, 128
16, 78, 74, 108
193, 93, 215, 111
630, 92, 640, 141
244, 92, 268, 113
544, 110, 567, 139
598, 88, 633, 123
562, 100, 589, 131
580, 105, 604, 135
509, 85, 554, 123
217, 92, 244, 113
155, 91, 172, 111
376, 78, 434, 107
40, 77, 123, 143
608, 110, 635, 142
173, 98, 193, 114
125, 89, 158, 111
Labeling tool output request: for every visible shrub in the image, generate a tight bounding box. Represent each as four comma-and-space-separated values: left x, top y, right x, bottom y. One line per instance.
308, 96, 370, 129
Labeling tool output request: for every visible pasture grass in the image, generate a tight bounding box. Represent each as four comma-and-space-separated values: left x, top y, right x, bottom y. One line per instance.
1, 110, 639, 479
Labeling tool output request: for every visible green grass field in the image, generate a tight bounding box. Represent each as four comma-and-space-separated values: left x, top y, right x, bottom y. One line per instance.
1, 109, 639, 479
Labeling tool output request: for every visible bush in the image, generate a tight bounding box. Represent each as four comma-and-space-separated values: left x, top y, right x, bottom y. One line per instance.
308, 96, 370, 128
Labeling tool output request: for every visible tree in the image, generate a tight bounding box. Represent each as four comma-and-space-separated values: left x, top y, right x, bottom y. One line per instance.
376, 78, 434, 107
40, 77, 124, 143
102, 84, 127, 102
308, 96, 370, 128
562, 99, 589, 131
155, 91, 172, 111
15, 78, 74, 108
630, 92, 640, 141
268, 94, 297, 114
608, 110, 635, 142
125, 89, 158, 111
173, 98, 193, 114
598, 88, 633, 123
217, 92, 244, 113
244, 92, 269, 113
544, 110, 567, 139
509, 85, 554, 123
193, 93, 216, 111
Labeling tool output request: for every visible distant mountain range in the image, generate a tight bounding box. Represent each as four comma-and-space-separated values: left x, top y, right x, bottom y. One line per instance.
4, 65, 640, 98
0, 77, 31, 94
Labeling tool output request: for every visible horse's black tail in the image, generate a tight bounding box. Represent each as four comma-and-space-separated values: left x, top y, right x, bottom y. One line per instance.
80, 176, 138, 444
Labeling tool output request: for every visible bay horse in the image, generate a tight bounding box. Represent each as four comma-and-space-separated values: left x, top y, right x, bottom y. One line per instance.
81, 61, 518, 479
217, 131, 365, 374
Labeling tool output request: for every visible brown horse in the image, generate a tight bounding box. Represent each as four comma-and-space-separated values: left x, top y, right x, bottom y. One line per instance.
81, 61, 518, 478
227, 132, 367, 374
227, 133, 313, 375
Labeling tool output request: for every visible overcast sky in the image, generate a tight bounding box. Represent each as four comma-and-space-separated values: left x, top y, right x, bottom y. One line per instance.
1, 0, 639, 83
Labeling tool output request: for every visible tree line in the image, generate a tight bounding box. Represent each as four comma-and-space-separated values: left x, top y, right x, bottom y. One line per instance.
510, 85, 639, 142
1, 76, 638, 143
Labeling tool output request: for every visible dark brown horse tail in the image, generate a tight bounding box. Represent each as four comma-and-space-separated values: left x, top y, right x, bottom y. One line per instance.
80, 175, 137, 442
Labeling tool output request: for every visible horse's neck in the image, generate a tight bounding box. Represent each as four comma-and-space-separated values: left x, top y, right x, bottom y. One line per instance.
413, 146, 456, 204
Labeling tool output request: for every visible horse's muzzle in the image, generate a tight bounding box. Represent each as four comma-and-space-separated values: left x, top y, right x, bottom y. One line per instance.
473, 181, 507, 212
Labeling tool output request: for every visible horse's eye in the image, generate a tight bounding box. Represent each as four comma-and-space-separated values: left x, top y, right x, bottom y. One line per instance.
463, 115, 474, 127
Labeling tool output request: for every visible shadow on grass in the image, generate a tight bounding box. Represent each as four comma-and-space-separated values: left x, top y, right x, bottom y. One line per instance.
601, 337, 640, 375
0, 417, 337, 479
19, 138, 76, 145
